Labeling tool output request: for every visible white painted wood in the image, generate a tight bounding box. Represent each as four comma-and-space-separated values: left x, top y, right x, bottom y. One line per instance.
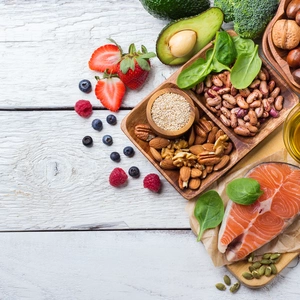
0, 0, 176, 108
0, 110, 190, 230
0, 230, 299, 300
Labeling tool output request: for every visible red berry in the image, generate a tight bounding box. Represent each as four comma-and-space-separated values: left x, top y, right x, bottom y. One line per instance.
143, 173, 161, 193
109, 167, 128, 187
74, 100, 93, 118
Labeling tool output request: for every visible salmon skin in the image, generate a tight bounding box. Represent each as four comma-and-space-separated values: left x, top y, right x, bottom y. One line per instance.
218, 162, 300, 262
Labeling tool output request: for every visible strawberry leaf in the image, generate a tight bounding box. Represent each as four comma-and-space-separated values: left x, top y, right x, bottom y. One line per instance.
120, 57, 135, 74
139, 52, 156, 59
141, 45, 148, 53
136, 57, 150, 71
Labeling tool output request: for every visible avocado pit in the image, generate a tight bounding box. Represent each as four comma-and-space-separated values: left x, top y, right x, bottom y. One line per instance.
168, 30, 197, 58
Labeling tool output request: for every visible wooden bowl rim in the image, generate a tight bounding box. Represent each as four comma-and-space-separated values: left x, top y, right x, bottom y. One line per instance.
146, 87, 196, 139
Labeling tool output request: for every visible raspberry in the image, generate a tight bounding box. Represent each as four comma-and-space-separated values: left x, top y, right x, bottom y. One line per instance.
109, 167, 128, 187
143, 173, 161, 193
75, 100, 93, 117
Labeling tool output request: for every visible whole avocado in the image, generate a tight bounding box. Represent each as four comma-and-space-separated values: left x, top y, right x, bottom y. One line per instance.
139, 0, 211, 20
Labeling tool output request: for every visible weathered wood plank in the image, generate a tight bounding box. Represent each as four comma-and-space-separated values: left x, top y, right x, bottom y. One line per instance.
0, 110, 190, 231
0, 230, 298, 300
0, 0, 175, 108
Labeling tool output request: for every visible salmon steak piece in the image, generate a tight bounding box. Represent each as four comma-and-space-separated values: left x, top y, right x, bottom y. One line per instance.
218, 162, 300, 262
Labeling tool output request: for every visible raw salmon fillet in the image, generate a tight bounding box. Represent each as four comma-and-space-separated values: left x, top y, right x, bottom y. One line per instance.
218, 162, 300, 262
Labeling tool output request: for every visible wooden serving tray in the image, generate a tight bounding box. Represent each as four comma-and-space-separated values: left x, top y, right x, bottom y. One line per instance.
228, 252, 299, 288
262, 0, 300, 93
121, 35, 299, 201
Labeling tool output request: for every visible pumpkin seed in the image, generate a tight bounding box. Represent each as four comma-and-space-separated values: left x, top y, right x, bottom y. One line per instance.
230, 282, 240, 293
215, 283, 226, 291
248, 265, 255, 272
248, 253, 254, 263
252, 262, 262, 269
260, 259, 272, 265
270, 263, 277, 275
265, 266, 272, 277
223, 275, 231, 286
242, 272, 254, 280
252, 270, 261, 279
258, 265, 266, 276
270, 253, 281, 260
262, 253, 271, 259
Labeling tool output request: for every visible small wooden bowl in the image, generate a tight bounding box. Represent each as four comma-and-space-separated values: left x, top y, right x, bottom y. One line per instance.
146, 87, 196, 139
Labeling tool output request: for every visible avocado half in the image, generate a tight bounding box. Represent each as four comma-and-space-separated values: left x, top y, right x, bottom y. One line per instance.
156, 8, 224, 66
139, 0, 211, 21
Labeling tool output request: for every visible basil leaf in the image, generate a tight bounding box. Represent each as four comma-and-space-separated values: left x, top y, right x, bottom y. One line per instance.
226, 178, 263, 205
214, 31, 237, 65
177, 57, 212, 89
230, 45, 262, 89
194, 190, 224, 242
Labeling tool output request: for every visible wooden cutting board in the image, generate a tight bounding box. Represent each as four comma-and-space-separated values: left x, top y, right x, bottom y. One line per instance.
227, 252, 299, 288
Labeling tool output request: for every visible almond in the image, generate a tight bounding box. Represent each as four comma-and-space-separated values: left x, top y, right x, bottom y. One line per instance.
160, 159, 177, 170
189, 178, 201, 190
179, 166, 191, 187
149, 147, 162, 162
149, 137, 170, 149
191, 168, 202, 178
189, 144, 205, 155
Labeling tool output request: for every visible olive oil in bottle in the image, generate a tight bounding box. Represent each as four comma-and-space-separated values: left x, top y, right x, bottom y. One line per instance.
284, 108, 300, 163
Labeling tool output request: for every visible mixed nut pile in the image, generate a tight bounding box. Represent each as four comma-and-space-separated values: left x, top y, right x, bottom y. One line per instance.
134, 114, 233, 191
192, 67, 284, 137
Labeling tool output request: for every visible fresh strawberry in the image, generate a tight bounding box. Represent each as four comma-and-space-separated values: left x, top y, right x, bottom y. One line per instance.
94, 72, 126, 112
117, 44, 156, 90
89, 43, 122, 74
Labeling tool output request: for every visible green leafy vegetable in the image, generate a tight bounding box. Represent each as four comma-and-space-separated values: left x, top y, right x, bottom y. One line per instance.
232, 36, 255, 55
226, 178, 263, 205
194, 190, 224, 242
177, 31, 233, 89
230, 44, 262, 89
214, 31, 237, 65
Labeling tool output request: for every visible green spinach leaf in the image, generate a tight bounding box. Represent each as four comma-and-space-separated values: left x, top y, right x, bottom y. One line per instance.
177, 57, 212, 89
226, 178, 263, 205
194, 190, 224, 242
230, 45, 262, 89
232, 36, 255, 55
214, 31, 237, 65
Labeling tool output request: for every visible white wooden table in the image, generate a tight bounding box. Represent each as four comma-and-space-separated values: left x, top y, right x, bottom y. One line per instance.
1, 1, 299, 299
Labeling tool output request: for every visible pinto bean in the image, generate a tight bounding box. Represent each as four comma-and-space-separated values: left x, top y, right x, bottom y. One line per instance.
212, 75, 224, 87
259, 80, 269, 97
246, 91, 259, 104
222, 93, 237, 105
249, 100, 262, 108
220, 114, 231, 127
268, 80, 276, 92
239, 88, 251, 98
248, 109, 258, 125
230, 113, 238, 128
206, 97, 222, 107
270, 87, 281, 98
275, 95, 284, 111
234, 126, 252, 136
236, 95, 249, 109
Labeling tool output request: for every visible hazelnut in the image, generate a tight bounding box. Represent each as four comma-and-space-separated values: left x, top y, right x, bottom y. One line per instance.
286, 0, 300, 19
168, 30, 197, 58
292, 68, 300, 85
271, 19, 300, 50
287, 47, 300, 68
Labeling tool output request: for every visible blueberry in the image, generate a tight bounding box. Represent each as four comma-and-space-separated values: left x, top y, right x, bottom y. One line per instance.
110, 152, 120, 162
128, 166, 140, 178
106, 114, 117, 125
82, 136, 93, 147
102, 135, 113, 146
79, 79, 92, 93
123, 146, 135, 157
92, 119, 103, 131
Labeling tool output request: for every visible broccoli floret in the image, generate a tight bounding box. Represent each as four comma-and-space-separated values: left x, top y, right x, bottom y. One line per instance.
213, 0, 279, 39
233, 0, 279, 39
213, 0, 235, 23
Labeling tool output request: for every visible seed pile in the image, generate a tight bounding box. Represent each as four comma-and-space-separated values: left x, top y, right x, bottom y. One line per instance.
242, 252, 282, 280
215, 274, 240, 293
151, 92, 191, 131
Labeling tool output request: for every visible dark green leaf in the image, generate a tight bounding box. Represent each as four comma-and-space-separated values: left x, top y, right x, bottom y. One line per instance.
233, 36, 255, 55
214, 31, 237, 65
226, 178, 263, 205
194, 190, 224, 242
230, 45, 262, 89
